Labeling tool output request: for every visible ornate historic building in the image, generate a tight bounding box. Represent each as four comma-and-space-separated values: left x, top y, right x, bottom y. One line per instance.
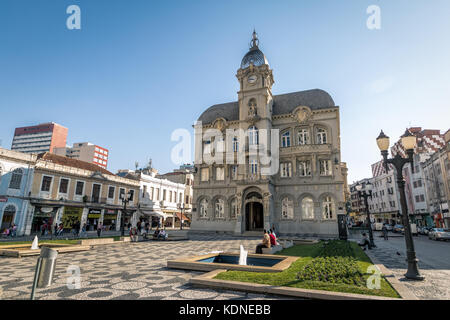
191, 32, 348, 237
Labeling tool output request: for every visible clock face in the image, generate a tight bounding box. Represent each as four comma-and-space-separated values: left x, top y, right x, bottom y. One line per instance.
248, 75, 257, 84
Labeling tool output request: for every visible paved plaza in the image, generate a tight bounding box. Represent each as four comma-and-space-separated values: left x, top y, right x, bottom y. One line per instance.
0, 234, 295, 300
363, 232, 450, 300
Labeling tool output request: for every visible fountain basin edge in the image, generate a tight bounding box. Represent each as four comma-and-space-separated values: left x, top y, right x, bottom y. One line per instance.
167, 252, 297, 273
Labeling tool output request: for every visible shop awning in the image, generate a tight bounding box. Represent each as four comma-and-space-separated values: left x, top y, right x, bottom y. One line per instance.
141, 210, 166, 218
176, 212, 190, 221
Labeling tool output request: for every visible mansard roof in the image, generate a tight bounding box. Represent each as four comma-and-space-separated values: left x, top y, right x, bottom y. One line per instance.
197, 89, 336, 125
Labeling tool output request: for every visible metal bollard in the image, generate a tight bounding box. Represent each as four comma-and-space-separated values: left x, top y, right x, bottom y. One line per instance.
30, 247, 58, 300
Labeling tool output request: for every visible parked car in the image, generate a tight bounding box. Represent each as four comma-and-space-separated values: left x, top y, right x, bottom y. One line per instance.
428, 228, 450, 241
418, 226, 426, 235
384, 224, 393, 231
393, 224, 404, 233
423, 227, 433, 235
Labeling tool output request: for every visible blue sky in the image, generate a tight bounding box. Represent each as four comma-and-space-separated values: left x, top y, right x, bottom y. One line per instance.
0, 0, 449, 183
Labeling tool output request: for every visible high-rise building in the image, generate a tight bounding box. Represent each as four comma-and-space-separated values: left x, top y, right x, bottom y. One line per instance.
11, 122, 68, 154
391, 127, 445, 227
53, 142, 109, 169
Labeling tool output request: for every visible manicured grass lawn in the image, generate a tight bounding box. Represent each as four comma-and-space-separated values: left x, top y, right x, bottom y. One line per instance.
214, 240, 400, 298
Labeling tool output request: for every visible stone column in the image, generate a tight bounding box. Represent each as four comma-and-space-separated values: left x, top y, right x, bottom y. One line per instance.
99, 209, 105, 225
234, 192, 243, 234
116, 210, 122, 231
263, 192, 272, 231
81, 207, 89, 226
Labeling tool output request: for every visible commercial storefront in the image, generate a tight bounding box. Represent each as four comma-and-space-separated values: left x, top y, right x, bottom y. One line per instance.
31, 206, 59, 233
61, 206, 83, 230
103, 209, 118, 231
87, 208, 101, 231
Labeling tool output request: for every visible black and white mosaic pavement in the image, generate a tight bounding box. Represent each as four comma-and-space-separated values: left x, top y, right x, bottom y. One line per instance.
0, 235, 295, 300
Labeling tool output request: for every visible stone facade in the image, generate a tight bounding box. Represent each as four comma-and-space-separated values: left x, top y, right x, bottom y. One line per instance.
190, 32, 347, 237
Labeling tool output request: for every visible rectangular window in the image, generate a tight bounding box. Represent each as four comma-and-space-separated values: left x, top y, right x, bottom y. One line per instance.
298, 129, 309, 145
155, 188, 160, 201
201, 168, 209, 182
108, 186, 115, 199
298, 161, 311, 176
119, 188, 125, 200
75, 181, 84, 196
150, 187, 154, 200
319, 160, 332, 176
41, 176, 52, 192
231, 165, 238, 180
129, 190, 134, 201
216, 167, 224, 181
250, 160, 258, 174
163, 189, 167, 201
59, 178, 69, 194
280, 162, 292, 178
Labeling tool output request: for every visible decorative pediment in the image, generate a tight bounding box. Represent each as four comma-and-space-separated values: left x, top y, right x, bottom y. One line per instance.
292, 106, 312, 124
90, 171, 108, 181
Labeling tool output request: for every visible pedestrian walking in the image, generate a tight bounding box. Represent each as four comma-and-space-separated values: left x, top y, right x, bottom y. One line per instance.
97, 222, 102, 238
382, 224, 389, 240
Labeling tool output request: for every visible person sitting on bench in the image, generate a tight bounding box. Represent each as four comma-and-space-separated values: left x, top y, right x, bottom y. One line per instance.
153, 227, 160, 239
255, 230, 271, 254
358, 233, 372, 251
158, 228, 168, 240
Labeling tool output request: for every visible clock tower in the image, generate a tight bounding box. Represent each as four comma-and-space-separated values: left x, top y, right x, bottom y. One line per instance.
236, 31, 274, 124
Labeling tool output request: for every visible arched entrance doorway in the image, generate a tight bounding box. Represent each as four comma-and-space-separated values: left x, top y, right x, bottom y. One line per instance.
244, 192, 263, 231
1, 205, 16, 230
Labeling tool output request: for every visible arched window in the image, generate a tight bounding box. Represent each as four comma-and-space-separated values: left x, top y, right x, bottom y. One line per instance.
298, 128, 310, 145
1, 205, 16, 229
230, 198, 238, 219
215, 199, 224, 218
316, 128, 327, 144
281, 197, 294, 219
281, 131, 291, 148
322, 196, 335, 220
248, 126, 259, 146
200, 199, 208, 218
301, 197, 314, 219
8, 168, 23, 190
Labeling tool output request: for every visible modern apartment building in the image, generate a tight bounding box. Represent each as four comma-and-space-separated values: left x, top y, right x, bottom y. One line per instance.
11, 122, 68, 154
54, 142, 109, 169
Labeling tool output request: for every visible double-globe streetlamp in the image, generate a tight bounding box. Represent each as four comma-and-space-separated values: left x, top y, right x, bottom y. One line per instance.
177, 203, 185, 231
120, 191, 133, 237
376, 129, 424, 281
355, 181, 376, 248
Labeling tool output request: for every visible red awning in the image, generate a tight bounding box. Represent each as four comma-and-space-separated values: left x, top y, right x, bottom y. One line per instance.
176, 212, 190, 221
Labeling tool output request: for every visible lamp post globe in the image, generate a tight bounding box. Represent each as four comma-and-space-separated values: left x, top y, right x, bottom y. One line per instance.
376, 130, 424, 281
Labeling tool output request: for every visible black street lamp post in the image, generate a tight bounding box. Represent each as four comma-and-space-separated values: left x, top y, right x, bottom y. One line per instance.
177, 203, 184, 231
120, 191, 132, 237
355, 181, 376, 248
376, 129, 424, 281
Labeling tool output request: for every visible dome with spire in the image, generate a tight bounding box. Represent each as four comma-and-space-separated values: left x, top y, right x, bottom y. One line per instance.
240, 30, 269, 69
